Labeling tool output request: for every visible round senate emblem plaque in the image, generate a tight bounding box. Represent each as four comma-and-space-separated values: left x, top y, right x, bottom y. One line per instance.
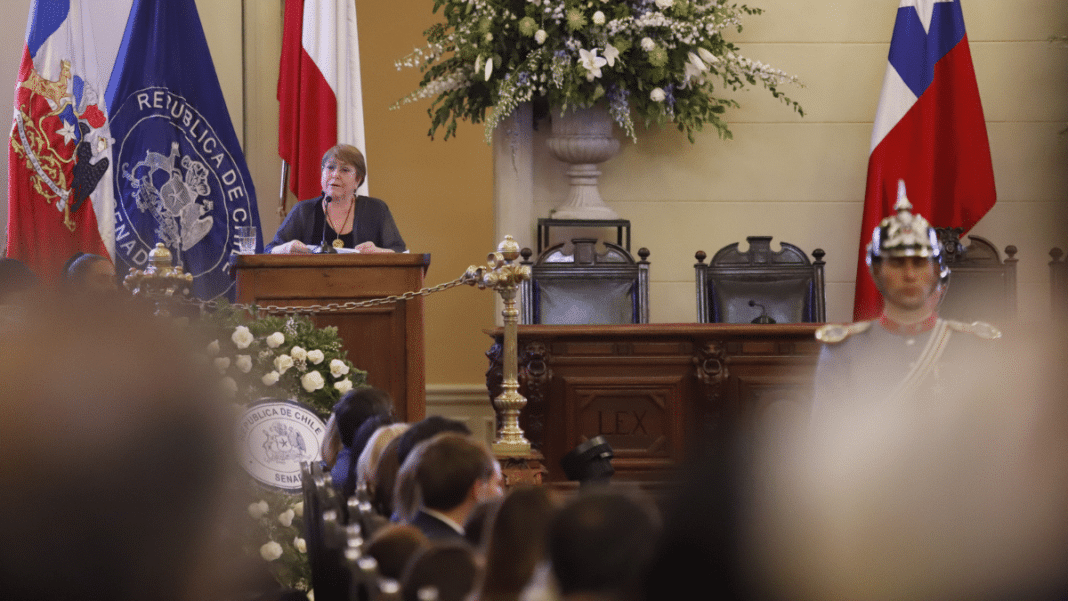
238, 399, 326, 491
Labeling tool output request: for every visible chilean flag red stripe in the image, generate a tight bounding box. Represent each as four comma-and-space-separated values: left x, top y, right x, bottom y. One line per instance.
853, 0, 996, 320
278, 0, 367, 206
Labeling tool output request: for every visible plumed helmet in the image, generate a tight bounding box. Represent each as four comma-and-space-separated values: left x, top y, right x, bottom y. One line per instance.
866, 180, 950, 286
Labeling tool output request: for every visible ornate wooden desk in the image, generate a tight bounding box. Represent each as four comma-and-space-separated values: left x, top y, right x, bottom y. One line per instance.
486, 324, 821, 483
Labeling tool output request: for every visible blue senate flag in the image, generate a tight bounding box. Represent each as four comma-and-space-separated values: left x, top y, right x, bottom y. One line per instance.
105, 0, 261, 300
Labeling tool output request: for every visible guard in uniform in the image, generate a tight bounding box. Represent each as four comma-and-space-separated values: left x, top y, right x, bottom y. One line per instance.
811, 181, 1001, 422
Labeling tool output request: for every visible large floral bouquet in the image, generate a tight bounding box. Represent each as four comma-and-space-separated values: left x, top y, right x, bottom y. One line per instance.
395, 0, 803, 142
206, 303, 367, 417
204, 305, 367, 592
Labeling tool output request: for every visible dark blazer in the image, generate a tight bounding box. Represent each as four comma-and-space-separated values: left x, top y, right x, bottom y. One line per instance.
265, 195, 406, 253
410, 510, 464, 542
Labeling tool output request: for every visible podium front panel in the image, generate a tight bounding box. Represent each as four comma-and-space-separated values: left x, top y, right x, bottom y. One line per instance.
234, 254, 430, 421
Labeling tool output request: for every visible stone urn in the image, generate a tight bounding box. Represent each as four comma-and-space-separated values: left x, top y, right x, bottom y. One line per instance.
546, 106, 620, 220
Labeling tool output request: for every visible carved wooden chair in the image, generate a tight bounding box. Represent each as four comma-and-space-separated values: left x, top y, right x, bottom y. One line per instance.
935, 228, 1017, 322
302, 461, 348, 601
520, 238, 650, 324
695, 236, 826, 323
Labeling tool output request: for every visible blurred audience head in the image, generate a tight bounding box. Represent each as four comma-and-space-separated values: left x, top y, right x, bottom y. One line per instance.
372, 435, 406, 518
343, 413, 395, 499
357, 422, 410, 493
365, 524, 430, 581
549, 489, 660, 601
479, 486, 555, 601
401, 543, 479, 601
396, 415, 471, 466
0, 257, 38, 306
411, 433, 503, 516
0, 301, 229, 601
462, 497, 501, 549
64, 252, 117, 293
322, 385, 393, 466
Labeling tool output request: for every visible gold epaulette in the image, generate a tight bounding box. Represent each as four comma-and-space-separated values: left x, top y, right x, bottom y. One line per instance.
944, 319, 1002, 340
815, 321, 872, 344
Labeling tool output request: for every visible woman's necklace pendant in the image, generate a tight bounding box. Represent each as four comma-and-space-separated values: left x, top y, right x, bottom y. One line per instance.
332, 238, 344, 249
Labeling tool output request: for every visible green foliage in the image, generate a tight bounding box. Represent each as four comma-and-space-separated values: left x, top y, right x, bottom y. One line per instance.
393, 0, 803, 143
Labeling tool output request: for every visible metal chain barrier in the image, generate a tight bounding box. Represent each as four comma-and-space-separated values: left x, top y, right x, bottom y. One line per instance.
140, 271, 479, 316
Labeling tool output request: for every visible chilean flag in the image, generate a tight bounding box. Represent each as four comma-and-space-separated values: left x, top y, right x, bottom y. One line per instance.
6, 0, 134, 280
853, 0, 996, 320
278, 0, 368, 207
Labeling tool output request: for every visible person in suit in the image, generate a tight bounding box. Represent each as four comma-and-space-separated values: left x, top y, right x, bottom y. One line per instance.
265, 144, 405, 254
549, 490, 660, 601
405, 433, 504, 541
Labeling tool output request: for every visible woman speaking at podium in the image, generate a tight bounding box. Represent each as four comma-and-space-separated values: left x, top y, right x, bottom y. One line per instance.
266, 144, 406, 254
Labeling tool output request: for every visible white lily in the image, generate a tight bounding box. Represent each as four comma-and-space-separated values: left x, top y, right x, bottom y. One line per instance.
603, 43, 620, 68
697, 47, 719, 65
687, 51, 708, 73
578, 48, 608, 81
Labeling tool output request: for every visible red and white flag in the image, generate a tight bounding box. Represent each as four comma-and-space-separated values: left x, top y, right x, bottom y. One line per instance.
6, 0, 133, 279
278, 0, 367, 206
853, 0, 996, 320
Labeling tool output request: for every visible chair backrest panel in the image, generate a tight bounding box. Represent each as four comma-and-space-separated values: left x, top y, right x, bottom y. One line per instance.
695, 236, 826, 324
521, 238, 650, 324
936, 229, 1017, 323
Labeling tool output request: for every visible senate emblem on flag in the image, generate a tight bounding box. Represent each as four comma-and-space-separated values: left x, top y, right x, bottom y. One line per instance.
111, 87, 257, 298
122, 141, 215, 253
10, 59, 111, 231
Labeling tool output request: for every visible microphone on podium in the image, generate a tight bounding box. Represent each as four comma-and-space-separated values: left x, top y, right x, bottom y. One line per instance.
317, 193, 337, 254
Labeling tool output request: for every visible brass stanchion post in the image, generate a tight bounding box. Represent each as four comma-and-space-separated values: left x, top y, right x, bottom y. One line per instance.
465, 235, 532, 456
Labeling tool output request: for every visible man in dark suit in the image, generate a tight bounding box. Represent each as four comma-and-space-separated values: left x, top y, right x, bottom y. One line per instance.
406, 433, 503, 541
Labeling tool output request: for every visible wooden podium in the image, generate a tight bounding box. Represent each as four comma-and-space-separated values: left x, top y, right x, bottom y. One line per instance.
234, 253, 430, 421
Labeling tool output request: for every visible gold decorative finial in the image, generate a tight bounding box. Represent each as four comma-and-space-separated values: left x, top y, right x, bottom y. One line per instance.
124, 243, 194, 315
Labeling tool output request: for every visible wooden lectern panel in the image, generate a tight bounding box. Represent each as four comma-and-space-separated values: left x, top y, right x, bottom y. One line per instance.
234, 254, 430, 421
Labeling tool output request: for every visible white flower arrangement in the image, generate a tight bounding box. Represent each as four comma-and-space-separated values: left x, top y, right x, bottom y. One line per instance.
207, 310, 364, 594
205, 308, 367, 417
394, 0, 802, 142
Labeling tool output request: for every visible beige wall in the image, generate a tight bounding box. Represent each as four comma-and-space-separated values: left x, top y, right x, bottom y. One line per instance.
531, 0, 1068, 324
2, 1, 1065, 392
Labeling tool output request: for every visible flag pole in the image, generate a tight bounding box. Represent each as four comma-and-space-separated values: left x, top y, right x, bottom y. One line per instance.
279, 160, 290, 218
